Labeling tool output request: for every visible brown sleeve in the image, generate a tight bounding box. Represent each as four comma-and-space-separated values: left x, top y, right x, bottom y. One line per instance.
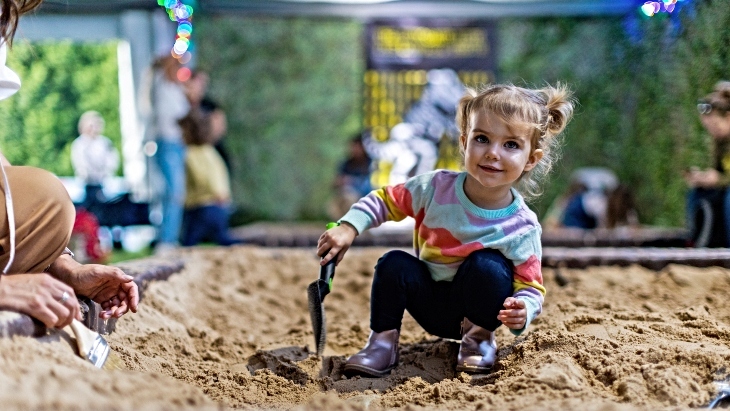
0, 166, 75, 274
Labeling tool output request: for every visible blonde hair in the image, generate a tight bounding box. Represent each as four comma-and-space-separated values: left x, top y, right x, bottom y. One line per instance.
77, 110, 105, 135
456, 83, 575, 201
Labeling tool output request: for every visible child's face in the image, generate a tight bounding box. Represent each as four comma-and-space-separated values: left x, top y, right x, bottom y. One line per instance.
460, 110, 543, 195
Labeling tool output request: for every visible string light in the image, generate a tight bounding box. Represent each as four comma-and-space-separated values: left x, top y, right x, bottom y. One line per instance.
640, 0, 683, 17
157, 0, 195, 61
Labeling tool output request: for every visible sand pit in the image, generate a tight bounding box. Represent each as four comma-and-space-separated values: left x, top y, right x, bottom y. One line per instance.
2, 245, 730, 410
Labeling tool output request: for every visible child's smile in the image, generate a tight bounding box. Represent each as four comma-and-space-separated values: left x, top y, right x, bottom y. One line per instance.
460, 110, 543, 209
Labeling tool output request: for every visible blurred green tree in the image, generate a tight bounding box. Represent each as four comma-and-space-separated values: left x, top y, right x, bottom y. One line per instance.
499, 0, 730, 226
0, 40, 120, 177
196, 17, 363, 222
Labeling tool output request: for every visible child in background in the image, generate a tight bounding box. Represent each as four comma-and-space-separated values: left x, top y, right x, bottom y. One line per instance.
318, 83, 574, 376
70, 111, 120, 209
179, 76, 238, 247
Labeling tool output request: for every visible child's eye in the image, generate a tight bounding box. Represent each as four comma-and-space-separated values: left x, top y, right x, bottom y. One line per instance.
475, 135, 488, 143
504, 141, 520, 149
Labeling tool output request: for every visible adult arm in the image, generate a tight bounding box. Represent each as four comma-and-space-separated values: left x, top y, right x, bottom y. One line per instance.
48, 255, 139, 319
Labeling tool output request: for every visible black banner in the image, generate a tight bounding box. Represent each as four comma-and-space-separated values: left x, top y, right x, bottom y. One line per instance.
366, 19, 497, 71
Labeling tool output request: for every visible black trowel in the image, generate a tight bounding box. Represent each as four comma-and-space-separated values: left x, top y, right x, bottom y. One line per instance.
307, 222, 339, 356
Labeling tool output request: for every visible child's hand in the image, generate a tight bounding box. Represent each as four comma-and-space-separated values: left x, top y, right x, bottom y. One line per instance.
317, 223, 357, 266
497, 297, 527, 330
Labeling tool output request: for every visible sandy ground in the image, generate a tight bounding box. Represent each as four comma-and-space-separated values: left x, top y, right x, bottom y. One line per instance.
1, 245, 730, 410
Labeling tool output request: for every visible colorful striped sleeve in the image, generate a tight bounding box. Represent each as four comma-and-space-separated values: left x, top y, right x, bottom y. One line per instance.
500, 226, 545, 336
339, 182, 416, 235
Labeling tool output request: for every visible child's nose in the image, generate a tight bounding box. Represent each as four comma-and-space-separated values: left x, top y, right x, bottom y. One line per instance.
484, 144, 499, 159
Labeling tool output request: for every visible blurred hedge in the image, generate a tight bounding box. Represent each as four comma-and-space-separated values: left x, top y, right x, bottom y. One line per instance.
196, 17, 363, 222
198, 1, 729, 225
499, 0, 730, 226
0, 40, 120, 176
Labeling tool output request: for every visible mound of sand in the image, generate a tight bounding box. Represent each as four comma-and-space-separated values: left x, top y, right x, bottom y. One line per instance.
1, 246, 729, 410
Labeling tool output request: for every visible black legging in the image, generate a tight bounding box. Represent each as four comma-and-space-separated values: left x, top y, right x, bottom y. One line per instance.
370, 249, 514, 339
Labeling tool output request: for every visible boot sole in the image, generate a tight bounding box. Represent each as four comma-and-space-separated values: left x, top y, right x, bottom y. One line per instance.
455, 364, 492, 374
343, 363, 395, 378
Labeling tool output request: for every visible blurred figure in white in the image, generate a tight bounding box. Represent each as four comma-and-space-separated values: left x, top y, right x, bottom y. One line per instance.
70, 111, 120, 210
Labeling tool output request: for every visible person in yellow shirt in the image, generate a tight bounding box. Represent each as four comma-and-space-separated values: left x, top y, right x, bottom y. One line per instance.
179, 73, 239, 246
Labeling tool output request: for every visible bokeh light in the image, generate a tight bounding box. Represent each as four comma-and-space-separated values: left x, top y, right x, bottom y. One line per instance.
177, 66, 192, 82
640, 0, 683, 17
158, 0, 195, 64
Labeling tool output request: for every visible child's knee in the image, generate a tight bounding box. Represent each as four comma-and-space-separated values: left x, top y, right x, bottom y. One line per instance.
374, 250, 414, 283
467, 249, 511, 270
460, 249, 513, 283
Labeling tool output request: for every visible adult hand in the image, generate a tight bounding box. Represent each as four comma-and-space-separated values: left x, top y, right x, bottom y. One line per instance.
317, 222, 358, 266
497, 297, 527, 330
67, 264, 139, 320
0, 273, 81, 328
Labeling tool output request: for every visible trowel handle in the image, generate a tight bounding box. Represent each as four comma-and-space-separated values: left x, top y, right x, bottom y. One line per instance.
318, 222, 340, 288
319, 257, 336, 285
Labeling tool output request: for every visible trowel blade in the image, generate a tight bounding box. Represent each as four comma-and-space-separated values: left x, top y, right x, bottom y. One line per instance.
307, 280, 327, 355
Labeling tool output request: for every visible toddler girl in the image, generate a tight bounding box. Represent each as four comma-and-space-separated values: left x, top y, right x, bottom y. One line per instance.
318, 83, 574, 376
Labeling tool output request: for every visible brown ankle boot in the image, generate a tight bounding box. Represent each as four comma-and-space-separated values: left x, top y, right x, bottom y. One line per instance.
343, 329, 399, 377
456, 317, 497, 373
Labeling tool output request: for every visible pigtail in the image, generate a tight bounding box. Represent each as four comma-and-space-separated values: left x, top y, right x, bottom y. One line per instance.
541, 82, 575, 140
516, 83, 575, 202
456, 88, 478, 138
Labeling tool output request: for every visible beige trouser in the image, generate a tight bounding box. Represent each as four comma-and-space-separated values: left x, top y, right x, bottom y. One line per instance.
0, 166, 75, 274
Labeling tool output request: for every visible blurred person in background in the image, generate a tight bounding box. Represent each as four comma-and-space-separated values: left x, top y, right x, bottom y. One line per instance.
146, 55, 190, 253
685, 81, 730, 247
543, 167, 639, 230
178, 70, 238, 246
70, 110, 120, 210
184, 70, 230, 172
328, 134, 372, 220
0, 0, 138, 328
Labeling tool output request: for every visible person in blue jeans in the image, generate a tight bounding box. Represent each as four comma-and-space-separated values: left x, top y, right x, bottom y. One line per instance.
685, 81, 730, 247
149, 56, 190, 251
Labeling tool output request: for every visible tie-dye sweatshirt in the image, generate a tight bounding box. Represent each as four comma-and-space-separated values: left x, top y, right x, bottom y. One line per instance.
340, 170, 544, 335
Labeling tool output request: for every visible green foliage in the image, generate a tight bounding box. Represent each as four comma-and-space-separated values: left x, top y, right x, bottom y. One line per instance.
0, 40, 120, 176
196, 17, 363, 221
4, 7, 727, 227
499, 0, 730, 226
